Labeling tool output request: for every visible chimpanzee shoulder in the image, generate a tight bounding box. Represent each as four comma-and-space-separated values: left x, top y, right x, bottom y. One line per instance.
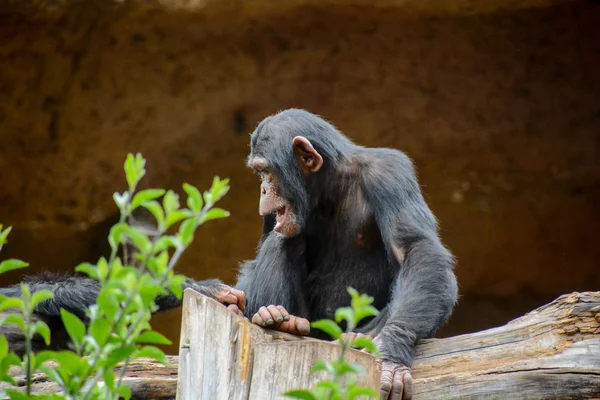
351, 147, 438, 239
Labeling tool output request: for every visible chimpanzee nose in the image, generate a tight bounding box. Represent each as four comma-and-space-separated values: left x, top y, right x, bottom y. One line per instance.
262, 187, 266, 195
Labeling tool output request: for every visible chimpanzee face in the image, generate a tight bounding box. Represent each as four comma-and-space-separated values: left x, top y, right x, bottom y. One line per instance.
247, 156, 300, 238
247, 135, 323, 238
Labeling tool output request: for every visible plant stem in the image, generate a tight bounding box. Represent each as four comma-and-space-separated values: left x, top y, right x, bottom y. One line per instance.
24, 306, 32, 395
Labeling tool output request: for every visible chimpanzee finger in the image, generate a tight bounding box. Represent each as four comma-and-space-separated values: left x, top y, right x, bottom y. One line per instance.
391, 368, 404, 400
258, 306, 275, 325
402, 371, 413, 400
291, 316, 310, 335
219, 292, 238, 305
276, 305, 290, 321
252, 312, 265, 326
230, 288, 246, 313
276, 316, 311, 336
380, 366, 394, 400
266, 305, 283, 323
227, 304, 242, 316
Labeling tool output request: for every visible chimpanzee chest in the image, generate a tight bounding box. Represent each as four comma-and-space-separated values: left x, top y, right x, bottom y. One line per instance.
303, 214, 395, 322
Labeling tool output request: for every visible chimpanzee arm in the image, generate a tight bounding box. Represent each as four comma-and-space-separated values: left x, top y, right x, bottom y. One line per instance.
363, 150, 458, 368
0, 272, 240, 321
0, 273, 101, 320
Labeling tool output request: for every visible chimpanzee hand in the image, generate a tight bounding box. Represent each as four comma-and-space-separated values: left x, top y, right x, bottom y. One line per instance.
343, 333, 413, 400
251, 305, 311, 336
183, 279, 246, 317
379, 360, 413, 400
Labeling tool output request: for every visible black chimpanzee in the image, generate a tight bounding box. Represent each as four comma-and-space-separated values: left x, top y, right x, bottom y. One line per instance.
236, 109, 458, 400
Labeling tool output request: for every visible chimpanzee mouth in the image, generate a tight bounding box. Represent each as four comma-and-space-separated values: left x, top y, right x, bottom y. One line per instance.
274, 203, 291, 233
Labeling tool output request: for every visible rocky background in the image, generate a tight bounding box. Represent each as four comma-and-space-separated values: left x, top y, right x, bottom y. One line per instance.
0, 0, 598, 354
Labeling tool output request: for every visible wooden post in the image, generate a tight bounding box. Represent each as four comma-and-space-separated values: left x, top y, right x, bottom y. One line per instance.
176, 289, 380, 400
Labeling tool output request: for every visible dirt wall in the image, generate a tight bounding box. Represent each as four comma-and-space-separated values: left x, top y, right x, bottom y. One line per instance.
0, 0, 598, 352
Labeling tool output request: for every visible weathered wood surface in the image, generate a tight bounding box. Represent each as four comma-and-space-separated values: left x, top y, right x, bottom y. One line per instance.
176, 288, 380, 400
5, 291, 600, 399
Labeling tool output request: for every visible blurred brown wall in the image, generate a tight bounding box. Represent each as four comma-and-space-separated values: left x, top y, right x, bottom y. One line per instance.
0, 1, 599, 354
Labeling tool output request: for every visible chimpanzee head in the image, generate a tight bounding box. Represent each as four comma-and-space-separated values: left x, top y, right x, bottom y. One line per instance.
246, 109, 354, 238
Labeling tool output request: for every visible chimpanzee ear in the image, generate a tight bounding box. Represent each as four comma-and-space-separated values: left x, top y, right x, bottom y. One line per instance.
293, 136, 323, 174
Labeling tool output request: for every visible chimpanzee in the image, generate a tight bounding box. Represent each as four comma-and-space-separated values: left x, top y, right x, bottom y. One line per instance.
0, 273, 245, 355
235, 109, 458, 400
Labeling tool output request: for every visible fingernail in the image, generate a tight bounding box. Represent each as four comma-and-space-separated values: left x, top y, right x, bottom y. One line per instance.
276, 317, 283, 322
300, 321, 310, 333
284, 316, 290, 321
267, 318, 273, 324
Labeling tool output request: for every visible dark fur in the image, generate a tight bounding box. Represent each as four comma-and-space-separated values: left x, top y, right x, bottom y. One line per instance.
237, 109, 458, 367
0, 271, 228, 355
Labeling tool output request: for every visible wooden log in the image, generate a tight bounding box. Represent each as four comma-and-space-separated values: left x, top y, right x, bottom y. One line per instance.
4, 291, 600, 399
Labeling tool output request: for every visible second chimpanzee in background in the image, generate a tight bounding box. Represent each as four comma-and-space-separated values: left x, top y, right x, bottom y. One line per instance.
236, 109, 458, 400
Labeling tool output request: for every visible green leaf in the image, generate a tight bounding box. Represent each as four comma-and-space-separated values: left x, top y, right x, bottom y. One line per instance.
60, 309, 86, 348
136, 331, 172, 345
34, 321, 51, 345
167, 275, 187, 300
165, 210, 189, 229
103, 370, 115, 391
31, 290, 54, 309
142, 200, 166, 231
19, 283, 30, 301
348, 386, 378, 400
109, 257, 124, 278
124, 226, 151, 253
283, 390, 317, 400
35, 350, 59, 369
311, 320, 343, 340
201, 208, 230, 223
310, 360, 334, 374
75, 262, 100, 280
0, 259, 29, 275
118, 383, 132, 400
335, 307, 356, 331
183, 183, 203, 213
90, 317, 112, 347
163, 190, 180, 215
124, 153, 146, 190
0, 296, 24, 312
106, 346, 137, 369
52, 350, 85, 375
108, 223, 127, 251
348, 287, 360, 305
354, 306, 379, 325
136, 346, 168, 365
178, 217, 196, 246
334, 361, 365, 376
4, 389, 28, 400
154, 235, 181, 253
98, 289, 120, 320
0, 226, 12, 245
2, 314, 25, 332
132, 189, 166, 210
0, 336, 8, 357
209, 176, 230, 203
350, 336, 380, 356
316, 380, 341, 394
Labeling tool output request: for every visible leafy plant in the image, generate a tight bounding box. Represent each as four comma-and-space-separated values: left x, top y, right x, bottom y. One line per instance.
0, 153, 230, 399
283, 288, 381, 400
